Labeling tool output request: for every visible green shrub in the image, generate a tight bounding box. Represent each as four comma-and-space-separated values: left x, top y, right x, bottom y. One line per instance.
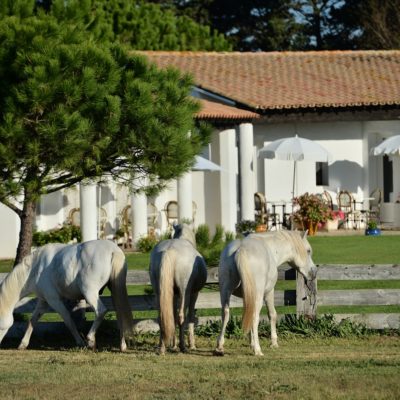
211, 224, 224, 246
136, 235, 158, 253
235, 220, 257, 235
32, 224, 81, 246
195, 224, 210, 248
196, 314, 376, 338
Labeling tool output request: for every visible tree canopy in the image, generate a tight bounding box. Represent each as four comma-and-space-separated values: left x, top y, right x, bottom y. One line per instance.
0, 14, 210, 262
150, 0, 400, 51
0, 0, 232, 51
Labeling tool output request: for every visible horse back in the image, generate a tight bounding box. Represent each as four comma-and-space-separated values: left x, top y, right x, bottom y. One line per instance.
150, 238, 206, 292
38, 240, 121, 299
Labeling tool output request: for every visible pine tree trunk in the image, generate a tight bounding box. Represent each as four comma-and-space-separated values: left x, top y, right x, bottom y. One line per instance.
14, 199, 37, 267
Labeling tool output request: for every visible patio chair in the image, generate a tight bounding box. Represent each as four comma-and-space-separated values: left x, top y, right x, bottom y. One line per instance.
147, 203, 159, 235
164, 200, 178, 228
322, 190, 334, 211
254, 192, 268, 224
368, 188, 382, 224
337, 190, 360, 229
121, 205, 132, 248
67, 207, 81, 227
254, 192, 279, 229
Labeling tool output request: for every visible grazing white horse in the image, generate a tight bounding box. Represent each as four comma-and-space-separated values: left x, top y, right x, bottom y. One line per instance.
150, 223, 207, 355
0, 240, 134, 351
215, 230, 317, 356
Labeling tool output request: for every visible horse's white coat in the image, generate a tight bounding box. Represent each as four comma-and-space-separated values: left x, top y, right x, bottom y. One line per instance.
215, 230, 317, 356
149, 223, 207, 355
0, 240, 133, 351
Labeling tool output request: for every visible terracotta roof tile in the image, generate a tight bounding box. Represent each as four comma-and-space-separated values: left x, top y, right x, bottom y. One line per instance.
197, 99, 259, 120
140, 51, 400, 111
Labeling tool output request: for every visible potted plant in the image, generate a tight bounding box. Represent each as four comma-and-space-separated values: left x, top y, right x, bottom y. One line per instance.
255, 215, 268, 232
293, 192, 333, 235
365, 220, 381, 236
235, 220, 258, 236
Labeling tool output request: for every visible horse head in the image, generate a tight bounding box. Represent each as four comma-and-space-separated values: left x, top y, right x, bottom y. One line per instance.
0, 253, 34, 345
172, 222, 196, 247
289, 231, 317, 281
0, 311, 14, 344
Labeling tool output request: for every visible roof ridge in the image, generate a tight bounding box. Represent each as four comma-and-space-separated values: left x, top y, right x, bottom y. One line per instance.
139, 50, 400, 56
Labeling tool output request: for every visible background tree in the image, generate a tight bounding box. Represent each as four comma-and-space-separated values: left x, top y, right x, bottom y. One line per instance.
0, 0, 231, 51
0, 14, 210, 264
150, 0, 400, 51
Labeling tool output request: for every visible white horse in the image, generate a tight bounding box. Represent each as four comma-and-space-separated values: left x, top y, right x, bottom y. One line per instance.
149, 223, 207, 355
0, 240, 133, 351
215, 230, 317, 356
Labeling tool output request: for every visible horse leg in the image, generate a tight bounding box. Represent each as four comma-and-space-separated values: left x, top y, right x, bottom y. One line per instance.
187, 291, 199, 351
214, 290, 231, 356
178, 290, 187, 353
250, 297, 264, 356
46, 297, 86, 347
18, 299, 48, 350
170, 296, 179, 352
84, 292, 107, 351
265, 289, 279, 348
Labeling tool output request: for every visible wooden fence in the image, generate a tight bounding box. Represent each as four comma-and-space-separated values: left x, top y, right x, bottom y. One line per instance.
2, 263, 400, 338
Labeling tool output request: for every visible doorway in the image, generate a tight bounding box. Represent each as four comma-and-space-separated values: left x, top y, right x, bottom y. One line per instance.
383, 155, 393, 202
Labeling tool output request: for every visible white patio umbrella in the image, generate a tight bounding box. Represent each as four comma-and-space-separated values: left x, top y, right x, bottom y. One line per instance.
371, 135, 400, 156
258, 134, 332, 199
193, 155, 221, 171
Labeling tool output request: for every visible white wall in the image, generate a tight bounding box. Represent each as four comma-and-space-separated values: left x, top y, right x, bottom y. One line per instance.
0, 204, 19, 259
254, 121, 367, 208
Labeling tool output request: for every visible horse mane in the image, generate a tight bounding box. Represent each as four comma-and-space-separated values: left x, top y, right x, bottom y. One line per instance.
275, 230, 308, 260
173, 223, 196, 248
0, 253, 34, 314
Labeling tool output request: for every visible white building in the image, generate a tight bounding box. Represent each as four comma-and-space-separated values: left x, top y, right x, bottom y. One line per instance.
1, 50, 400, 258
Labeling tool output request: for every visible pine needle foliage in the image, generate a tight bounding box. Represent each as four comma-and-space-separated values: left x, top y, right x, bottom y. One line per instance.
0, 13, 210, 263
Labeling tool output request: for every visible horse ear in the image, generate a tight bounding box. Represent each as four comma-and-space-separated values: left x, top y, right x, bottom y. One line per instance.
302, 230, 309, 239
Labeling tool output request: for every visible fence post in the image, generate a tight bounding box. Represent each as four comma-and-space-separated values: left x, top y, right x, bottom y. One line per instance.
296, 272, 317, 319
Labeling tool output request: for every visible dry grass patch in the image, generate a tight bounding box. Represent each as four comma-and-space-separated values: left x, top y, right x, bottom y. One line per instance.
0, 335, 399, 399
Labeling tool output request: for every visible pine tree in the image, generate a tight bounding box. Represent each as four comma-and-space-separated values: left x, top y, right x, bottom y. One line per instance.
0, 14, 210, 264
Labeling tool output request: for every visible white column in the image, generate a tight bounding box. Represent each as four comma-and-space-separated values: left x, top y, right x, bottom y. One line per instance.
131, 177, 148, 247
101, 181, 117, 239
219, 128, 238, 233
239, 123, 255, 221
178, 172, 193, 222
0, 203, 19, 258
80, 182, 97, 242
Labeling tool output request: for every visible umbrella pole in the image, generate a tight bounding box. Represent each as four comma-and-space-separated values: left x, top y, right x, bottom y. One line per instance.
291, 161, 297, 230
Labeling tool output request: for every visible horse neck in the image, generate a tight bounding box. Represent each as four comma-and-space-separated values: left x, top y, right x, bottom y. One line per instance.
178, 227, 196, 248
264, 233, 297, 267
0, 261, 31, 315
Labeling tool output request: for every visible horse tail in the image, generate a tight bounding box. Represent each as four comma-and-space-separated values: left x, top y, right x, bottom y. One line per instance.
110, 249, 134, 338
235, 248, 256, 334
159, 248, 176, 345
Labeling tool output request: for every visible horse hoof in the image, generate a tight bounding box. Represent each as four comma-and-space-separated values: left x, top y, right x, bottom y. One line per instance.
120, 345, 127, 352
254, 351, 264, 356
213, 349, 224, 357
87, 340, 96, 351
17, 344, 27, 351
270, 343, 279, 349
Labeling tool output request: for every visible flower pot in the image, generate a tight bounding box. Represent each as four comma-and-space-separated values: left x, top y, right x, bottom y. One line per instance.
306, 221, 318, 236
255, 224, 267, 233
365, 228, 381, 236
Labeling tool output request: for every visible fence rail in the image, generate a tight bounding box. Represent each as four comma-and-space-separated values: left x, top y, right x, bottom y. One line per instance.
2, 263, 400, 337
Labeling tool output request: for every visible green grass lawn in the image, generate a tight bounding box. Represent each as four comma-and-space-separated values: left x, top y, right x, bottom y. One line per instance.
2, 235, 400, 316
308, 235, 400, 264
1, 235, 399, 273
